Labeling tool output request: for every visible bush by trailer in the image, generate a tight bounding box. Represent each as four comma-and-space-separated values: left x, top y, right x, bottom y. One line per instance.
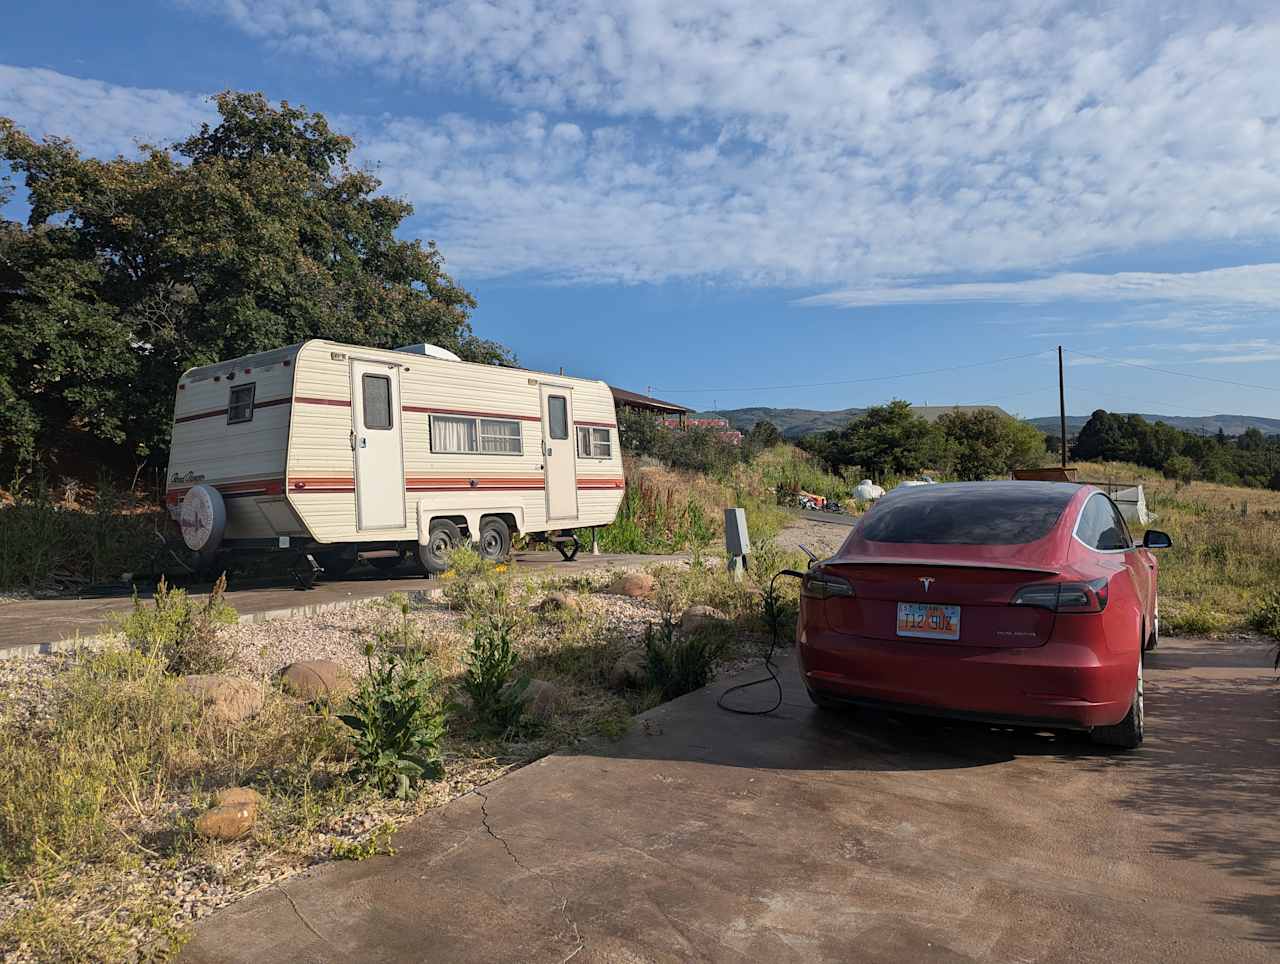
165, 340, 624, 578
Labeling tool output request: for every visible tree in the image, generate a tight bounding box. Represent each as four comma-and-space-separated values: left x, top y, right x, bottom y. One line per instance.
1, 92, 508, 473
743, 419, 782, 455
805, 400, 943, 480
935, 409, 1046, 480
616, 406, 662, 456
1164, 455, 1196, 484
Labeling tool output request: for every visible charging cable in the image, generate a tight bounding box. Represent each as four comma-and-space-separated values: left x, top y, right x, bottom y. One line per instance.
716, 568, 807, 716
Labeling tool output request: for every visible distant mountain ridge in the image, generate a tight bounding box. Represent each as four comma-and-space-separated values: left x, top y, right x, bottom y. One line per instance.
703, 406, 1280, 440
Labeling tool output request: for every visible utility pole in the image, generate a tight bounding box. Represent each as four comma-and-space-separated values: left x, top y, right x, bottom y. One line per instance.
1058, 346, 1068, 468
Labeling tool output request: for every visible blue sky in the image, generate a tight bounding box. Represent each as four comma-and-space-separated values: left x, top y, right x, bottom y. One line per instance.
5, 1, 1280, 420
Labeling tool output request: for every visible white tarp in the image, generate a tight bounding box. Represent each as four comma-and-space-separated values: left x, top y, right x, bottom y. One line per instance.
1113, 485, 1151, 527
853, 479, 885, 501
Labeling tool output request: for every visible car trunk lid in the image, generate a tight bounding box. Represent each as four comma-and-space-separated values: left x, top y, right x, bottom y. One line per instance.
819, 557, 1061, 648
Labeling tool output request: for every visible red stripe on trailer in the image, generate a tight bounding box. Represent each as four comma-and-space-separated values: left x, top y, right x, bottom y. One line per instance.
577, 479, 625, 489
574, 420, 617, 429
403, 405, 541, 422
295, 396, 351, 407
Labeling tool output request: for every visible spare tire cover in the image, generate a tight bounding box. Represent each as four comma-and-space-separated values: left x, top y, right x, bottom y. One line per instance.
180, 484, 227, 553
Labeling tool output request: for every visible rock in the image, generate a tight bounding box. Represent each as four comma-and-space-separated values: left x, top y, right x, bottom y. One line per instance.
536, 591, 583, 615
609, 572, 655, 598
680, 604, 728, 634
179, 675, 263, 723
213, 787, 264, 812
194, 804, 256, 841
521, 679, 565, 724
608, 650, 647, 690
279, 660, 353, 702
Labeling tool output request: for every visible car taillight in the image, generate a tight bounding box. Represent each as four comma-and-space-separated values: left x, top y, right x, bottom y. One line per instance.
1011, 578, 1109, 613
802, 571, 855, 600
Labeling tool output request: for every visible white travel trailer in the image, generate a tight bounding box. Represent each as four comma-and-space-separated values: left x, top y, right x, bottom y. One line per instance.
165, 339, 625, 579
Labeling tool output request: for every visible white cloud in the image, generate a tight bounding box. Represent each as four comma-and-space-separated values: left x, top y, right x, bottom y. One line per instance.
799, 264, 1280, 309
0, 65, 214, 158
10, 1, 1280, 290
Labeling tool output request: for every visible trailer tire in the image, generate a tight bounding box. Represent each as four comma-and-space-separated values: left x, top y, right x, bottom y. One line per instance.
418, 519, 462, 575
477, 517, 511, 563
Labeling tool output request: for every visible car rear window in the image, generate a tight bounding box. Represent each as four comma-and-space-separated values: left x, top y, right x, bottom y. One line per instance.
858, 484, 1075, 545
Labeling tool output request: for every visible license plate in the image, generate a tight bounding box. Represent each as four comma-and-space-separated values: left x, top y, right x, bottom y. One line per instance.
896, 602, 961, 640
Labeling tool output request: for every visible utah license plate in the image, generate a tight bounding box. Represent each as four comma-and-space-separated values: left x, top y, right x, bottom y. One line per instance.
896, 602, 961, 640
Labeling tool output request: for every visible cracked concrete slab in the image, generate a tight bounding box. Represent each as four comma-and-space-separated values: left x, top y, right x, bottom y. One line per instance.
182, 636, 1278, 963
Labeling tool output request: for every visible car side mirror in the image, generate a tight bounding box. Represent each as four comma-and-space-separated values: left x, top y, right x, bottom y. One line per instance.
1143, 529, 1172, 549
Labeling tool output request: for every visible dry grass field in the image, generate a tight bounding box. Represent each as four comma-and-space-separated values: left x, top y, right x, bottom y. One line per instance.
1071, 461, 1280, 636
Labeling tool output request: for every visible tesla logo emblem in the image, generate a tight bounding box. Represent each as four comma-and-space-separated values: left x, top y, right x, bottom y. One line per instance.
919, 577, 935, 592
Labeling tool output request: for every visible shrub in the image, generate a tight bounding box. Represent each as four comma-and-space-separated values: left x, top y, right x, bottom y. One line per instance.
1247, 589, 1280, 640
0, 473, 164, 592
462, 626, 530, 736
1163, 603, 1227, 637
339, 642, 446, 800
643, 614, 726, 700
115, 573, 238, 675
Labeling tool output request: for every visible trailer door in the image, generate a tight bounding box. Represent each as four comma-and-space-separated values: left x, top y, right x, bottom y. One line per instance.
351, 360, 406, 530
539, 386, 579, 522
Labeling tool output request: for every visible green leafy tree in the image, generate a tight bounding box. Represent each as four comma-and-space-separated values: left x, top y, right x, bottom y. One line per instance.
804, 400, 943, 480
0, 92, 508, 472
1164, 455, 1197, 484
744, 419, 782, 455
935, 409, 1046, 480
616, 406, 662, 456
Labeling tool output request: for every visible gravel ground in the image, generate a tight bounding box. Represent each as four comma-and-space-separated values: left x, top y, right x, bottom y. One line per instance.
0, 560, 774, 960
772, 515, 852, 559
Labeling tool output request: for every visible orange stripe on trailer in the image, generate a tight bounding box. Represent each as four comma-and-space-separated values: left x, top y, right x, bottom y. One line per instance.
577, 479, 625, 489
295, 396, 351, 407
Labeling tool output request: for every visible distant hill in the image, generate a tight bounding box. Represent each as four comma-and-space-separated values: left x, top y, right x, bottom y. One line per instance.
1024, 414, 1280, 437
703, 405, 1010, 439
705, 406, 1280, 440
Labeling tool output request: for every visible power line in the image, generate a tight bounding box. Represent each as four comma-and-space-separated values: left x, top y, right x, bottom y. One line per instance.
653, 350, 1046, 395
1062, 347, 1280, 395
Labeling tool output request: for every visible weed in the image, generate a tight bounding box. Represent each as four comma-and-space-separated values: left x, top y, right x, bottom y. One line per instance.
643, 614, 726, 700
1247, 589, 1280, 640
1163, 603, 1227, 637
462, 627, 530, 736
116, 574, 238, 675
339, 643, 446, 800
331, 822, 398, 860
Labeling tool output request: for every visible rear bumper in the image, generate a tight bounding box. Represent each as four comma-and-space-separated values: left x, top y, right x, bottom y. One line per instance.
799, 628, 1134, 729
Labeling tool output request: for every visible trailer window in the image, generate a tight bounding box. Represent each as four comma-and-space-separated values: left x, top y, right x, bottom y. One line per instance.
577, 426, 612, 459
362, 374, 392, 430
479, 418, 522, 454
430, 414, 522, 455
227, 384, 256, 424
548, 395, 568, 440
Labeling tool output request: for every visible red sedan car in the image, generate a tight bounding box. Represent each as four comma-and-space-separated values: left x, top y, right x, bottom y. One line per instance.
797, 482, 1171, 748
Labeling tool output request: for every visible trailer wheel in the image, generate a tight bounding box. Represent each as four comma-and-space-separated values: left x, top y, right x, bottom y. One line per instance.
477, 517, 511, 563
418, 519, 462, 575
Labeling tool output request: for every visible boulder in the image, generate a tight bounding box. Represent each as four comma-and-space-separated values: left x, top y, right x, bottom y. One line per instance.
179, 675, 263, 724
213, 787, 264, 812
536, 591, 583, 615
680, 604, 728, 635
609, 572, 655, 598
608, 650, 648, 690
521, 679, 565, 724
279, 660, 353, 702
195, 803, 256, 841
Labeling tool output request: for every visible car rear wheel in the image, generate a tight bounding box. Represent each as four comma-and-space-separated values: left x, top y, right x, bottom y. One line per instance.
806, 687, 846, 712
1145, 605, 1160, 652
1092, 656, 1144, 749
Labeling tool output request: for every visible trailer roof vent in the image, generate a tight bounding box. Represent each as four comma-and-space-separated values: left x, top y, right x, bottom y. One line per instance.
395, 343, 462, 362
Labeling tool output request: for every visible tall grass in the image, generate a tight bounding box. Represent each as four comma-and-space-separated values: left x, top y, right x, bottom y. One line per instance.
1072, 460, 1280, 633
0, 475, 164, 592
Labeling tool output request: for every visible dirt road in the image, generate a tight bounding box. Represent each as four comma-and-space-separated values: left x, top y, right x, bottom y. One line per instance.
183, 634, 1279, 962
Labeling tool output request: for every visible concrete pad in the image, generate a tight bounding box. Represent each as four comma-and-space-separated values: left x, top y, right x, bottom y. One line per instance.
183, 635, 1278, 963
0, 551, 687, 657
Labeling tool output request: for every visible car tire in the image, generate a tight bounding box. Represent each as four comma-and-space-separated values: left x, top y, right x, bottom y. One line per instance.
417, 519, 461, 575
1092, 656, 1144, 749
477, 517, 511, 563
807, 688, 844, 712
1145, 606, 1160, 652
